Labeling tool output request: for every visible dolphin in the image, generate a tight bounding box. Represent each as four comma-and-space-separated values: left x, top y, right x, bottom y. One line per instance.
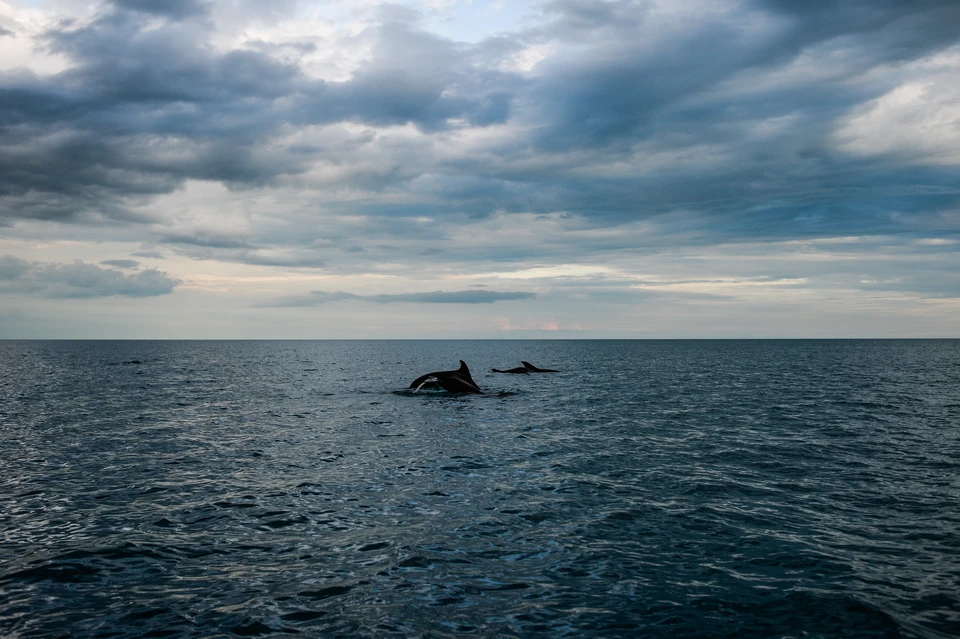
522, 361, 559, 372
409, 360, 485, 394
491, 365, 530, 374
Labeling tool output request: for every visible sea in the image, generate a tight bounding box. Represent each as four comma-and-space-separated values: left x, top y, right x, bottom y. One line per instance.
1, 339, 958, 638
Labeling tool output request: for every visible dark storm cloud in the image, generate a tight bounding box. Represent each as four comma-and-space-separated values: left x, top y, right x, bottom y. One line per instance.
756, 0, 960, 58
532, 0, 960, 129
1, 0, 959, 256
492, 0, 960, 232
0, 255, 179, 297
263, 289, 536, 307
528, 0, 724, 151
0, 2, 518, 226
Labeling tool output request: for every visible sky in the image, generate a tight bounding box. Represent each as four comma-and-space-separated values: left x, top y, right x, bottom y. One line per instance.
1, 0, 959, 338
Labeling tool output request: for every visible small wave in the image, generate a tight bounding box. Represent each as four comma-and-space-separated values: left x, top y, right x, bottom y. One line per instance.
298, 581, 369, 601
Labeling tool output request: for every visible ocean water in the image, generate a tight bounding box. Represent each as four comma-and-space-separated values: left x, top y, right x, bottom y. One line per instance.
1, 339, 958, 639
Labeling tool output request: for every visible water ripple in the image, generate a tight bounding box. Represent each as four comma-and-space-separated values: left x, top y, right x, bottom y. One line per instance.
1, 339, 958, 637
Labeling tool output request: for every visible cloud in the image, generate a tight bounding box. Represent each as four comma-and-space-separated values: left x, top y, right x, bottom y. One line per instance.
0, 255, 32, 280
100, 259, 141, 268
0, 2, 521, 226
110, 0, 208, 20
263, 291, 358, 307
2, 0, 957, 243
132, 250, 166, 259
0, 255, 179, 297
263, 289, 536, 307
159, 234, 256, 249
373, 290, 535, 303
1, 0, 959, 338
157, 240, 328, 268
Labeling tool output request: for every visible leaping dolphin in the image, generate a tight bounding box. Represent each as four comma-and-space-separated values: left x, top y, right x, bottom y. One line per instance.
409, 360, 485, 394
522, 361, 559, 372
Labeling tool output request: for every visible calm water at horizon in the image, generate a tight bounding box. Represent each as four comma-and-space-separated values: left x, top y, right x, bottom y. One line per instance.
1, 340, 958, 638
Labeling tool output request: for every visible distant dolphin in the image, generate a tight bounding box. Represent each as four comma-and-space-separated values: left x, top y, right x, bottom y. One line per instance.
491, 365, 530, 374
409, 360, 485, 394
522, 361, 559, 372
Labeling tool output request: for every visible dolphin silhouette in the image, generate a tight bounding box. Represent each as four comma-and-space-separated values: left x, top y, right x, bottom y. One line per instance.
522, 361, 559, 372
491, 365, 530, 374
409, 360, 485, 394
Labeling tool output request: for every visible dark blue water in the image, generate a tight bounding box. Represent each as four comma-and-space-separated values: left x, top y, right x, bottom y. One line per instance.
1, 340, 958, 638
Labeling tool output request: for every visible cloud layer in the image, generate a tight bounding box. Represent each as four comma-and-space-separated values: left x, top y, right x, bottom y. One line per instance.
0, 255, 180, 298
0, 0, 958, 336
3, 1, 956, 232
264, 289, 536, 307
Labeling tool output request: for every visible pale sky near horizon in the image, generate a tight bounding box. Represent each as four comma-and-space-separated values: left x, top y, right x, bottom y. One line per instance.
1, 0, 959, 338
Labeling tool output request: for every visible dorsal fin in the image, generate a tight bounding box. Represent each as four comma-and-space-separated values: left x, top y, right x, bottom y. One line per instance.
458, 360, 478, 385
522, 361, 558, 372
